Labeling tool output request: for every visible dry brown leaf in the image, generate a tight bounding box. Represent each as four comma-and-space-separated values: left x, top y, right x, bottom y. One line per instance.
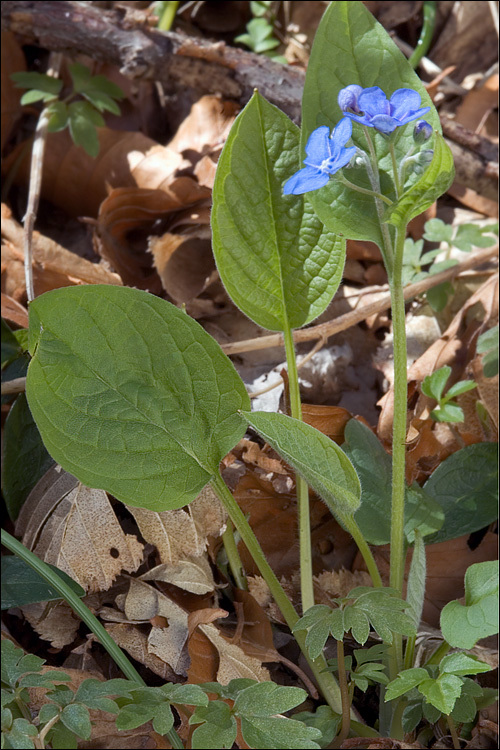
1, 32, 25, 150
0, 292, 28, 328
455, 73, 499, 134
314, 569, 373, 601
168, 95, 239, 159
140, 557, 215, 595
21, 600, 80, 649
447, 184, 499, 218
103, 623, 178, 681
129, 485, 226, 566
302, 404, 353, 444
198, 623, 270, 684
15, 465, 144, 593
1, 204, 122, 302
239, 438, 289, 476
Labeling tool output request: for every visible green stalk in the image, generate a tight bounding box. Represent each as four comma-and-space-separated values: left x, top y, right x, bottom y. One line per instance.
336, 172, 393, 206
157, 1, 179, 31
282, 324, 315, 612
338, 512, 383, 588
1, 530, 184, 749
332, 640, 351, 748
222, 520, 247, 590
409, 0, 437, 69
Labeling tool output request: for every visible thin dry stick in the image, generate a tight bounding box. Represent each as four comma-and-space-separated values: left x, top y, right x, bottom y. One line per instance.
221, 245, 498, 356
23, 52, 62, 301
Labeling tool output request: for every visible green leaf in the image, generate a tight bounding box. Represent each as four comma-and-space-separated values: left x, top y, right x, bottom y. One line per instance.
343, 420, 443, 544
421, 365, 451, 402
46, 101, 69, 132
116, 704, 156, 730
293, 605, 341, 659
301, 1, 444, 247
190, 701, 237, 750
3, 717, 38, 749
1, 641, 44, 689
426, 282, 452, 312
1, 319, 21, 368
406, 530, 426, 629
46, 722, 78, 750
19, 671, 71, 689
68, 101, 104, 157
162, 683, 209, 707
59, 704, 91, 740
418, 674, 463, 715
292, 706, 341, 749
385, 668, 429, 701
26, 285, 250, 512
151, 702, 174, 735
445, 380, 476, 400
439, 653, 492, 677
440, 561, 499, 649
431, 402, 464, 423
350, 589, 415, 644
424, 443, 498, 544
11, 71, 63, 97
1, 393, 54, 521
423, 218, 454, 244
234, 682, 308, 716
453, 223, 498, 252
20, 89, 58, 105
402, 701, 423, 733
477, 324, 499, 377
73, 679, 122, 714
385, 134, 454, 229
422, 700, 441, 724
240, 715, 321, 749
242, 411, 361, 514
212, 90, 345, 332
450, 692, 477, 723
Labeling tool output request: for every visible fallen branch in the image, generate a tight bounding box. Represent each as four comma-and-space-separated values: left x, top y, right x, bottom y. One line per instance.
220, 246, 499, 355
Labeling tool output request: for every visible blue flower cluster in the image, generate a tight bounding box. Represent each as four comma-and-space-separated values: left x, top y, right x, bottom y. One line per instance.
283, 85, 431, 196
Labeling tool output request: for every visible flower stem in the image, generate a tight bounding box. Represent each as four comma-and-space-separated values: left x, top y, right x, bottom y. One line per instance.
210, 471, 346, 714
446, 714, 461, 750
362, 126, 394, 276
283, 323, 315, 612
389, 143, 402, 198
336, 172, 393, 206
1, 530, 184, 749
337, 512, 383, 588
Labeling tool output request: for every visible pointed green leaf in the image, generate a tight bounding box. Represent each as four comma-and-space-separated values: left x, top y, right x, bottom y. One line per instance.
1, 556, 84, 610
301, 1, 446, 246
418, 674, 463, 715
240, 716, 321, 749
242, 410, 361, 514
439, 653, 492, 677
11, 71, 63, 96
234, 682, 308, 717
60, 704, 91, 740
385, 668, 429, 701
26, 286, 250, 512
445, 380, 476, 400
212, 91, 345, 332
421, 365, 451, 402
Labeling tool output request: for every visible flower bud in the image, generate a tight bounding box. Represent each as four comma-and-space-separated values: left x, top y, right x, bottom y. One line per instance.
413, 120, 433, 144
412, 149, 434, 174
338, 84, 363, 113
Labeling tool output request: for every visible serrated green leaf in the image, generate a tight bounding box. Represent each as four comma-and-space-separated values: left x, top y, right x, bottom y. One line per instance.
163, 683, 209, 706
73, 679, 121, 713
293, 705, 341, 749
37, 703, 60, 725
20, 89, 58, 105
1, 641, 45, 689
301, 1, 443, 246
234, 682, 307, 717
19, 671, 71, 689
212, 90, 345, 332
453, 223, 498, 251
46, 101, 69, 132
68, 102, 101, 157
190, 701, 236, 749
11, 72, 63, 97
26, 285, 249, 512
343, 606, 370, 645
423, 218, 454, 244
424, 443, 498, 544
0, 556, 82, 612
3, 717, 38, 749
242, 411, 361, 514
240, 715, 322, 749
439, 653, 492, 677
450, 692, 477, 723
116, 704, 156, 730
385, 668, 429, 701
60, 704, 91, 740
82, 90, 121, 115
440, 561, 499, 649
46, 721, 79, 750
431, 402, 464, 423
421, 365, 451, 402
418, 674, 463, 715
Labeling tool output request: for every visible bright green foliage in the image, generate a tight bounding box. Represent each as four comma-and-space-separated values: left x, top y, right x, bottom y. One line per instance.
11, 63, 124, 157
477, 324, 499, 378
1, 556, 85, 609
293, 588, 415, 658
327, 645, 389, 692
292, 706, 341, 749
242, 410, 361, 514
1, 319, 23, 367
421, 365, 476, 423
116, 684, 208, 735
424, 442, 498, 544
189, 681, 321, 749
401, 238, 442, 286
386, 654, 491, 718
441, 561, 499, 649
235, 2, 286, 62
300, 1, 451, 247
212, 91, 345, 332
26, 285, 250, 512
1, 393, 53, 520
343, 419, 443, 544
423, 218, 498, 252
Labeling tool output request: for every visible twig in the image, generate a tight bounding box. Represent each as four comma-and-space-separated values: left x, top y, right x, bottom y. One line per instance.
220, 246, 498, 356
22, 52, 62, 301
1, 377, 27, 395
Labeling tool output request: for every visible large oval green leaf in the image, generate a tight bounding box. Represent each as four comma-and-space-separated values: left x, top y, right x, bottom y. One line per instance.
26, 286, 250, 511
212, 90, 345, 332
301, 0, 453, 246
242, 410, 361, 514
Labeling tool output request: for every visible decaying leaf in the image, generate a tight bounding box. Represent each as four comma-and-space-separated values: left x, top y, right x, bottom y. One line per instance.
15, 465, 144, 593
20, 600, 81, 649
194, 622, 270, 684
103, 623, 178, 681
140, 557, 215, 595
129, 484, 226, 566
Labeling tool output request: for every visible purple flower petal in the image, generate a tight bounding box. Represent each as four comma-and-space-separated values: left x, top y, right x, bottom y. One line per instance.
303, 126, 331, 167
389, 88, 422, 119
338, 85, 363, 113
283, 166, 330, 195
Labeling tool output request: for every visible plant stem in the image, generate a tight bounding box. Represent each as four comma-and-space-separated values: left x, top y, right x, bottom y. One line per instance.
332, 640, 351, 748
404, 634, 416, 670
283, 323, 315, 612
337, 512, 383, 588
409, 0, 437, 69
1, 530, 184, 749
222, 520, 247, 590
389, 143, 402, 198
446, 714, 461, 749
425, 640, 451, 666
211, 471, 347, 714
336, 172, 393, 206
362, 126, 394, 276
157, 0, 179, 31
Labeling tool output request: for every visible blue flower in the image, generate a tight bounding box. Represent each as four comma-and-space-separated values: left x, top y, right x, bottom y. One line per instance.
413, 119, 433, 144
338, 86, 430, 134
283, 117, 356, 195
